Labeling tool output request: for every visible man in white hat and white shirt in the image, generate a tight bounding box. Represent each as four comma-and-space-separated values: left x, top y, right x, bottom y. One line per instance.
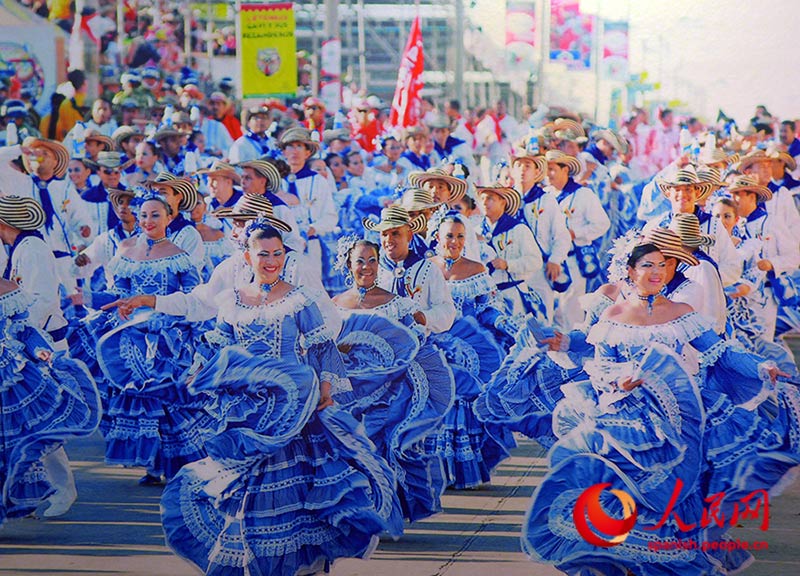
644, 164, 742, 288
545, 151, 610, 330
729, 175, 800, 340
367, 205, 456, 334
0, 137, 91, 293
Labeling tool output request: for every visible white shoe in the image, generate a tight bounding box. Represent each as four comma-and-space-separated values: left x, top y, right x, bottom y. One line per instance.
42, 485, 77, 517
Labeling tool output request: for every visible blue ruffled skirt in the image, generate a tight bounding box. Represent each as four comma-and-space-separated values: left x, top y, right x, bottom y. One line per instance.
1, 346, 100, 522
161, 347, 402, 576
426, 317, 514, 489
97, 310, 212, 478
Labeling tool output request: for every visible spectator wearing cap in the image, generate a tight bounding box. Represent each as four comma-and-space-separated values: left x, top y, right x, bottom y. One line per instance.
141, 67, 162, 99
209, 92, 242, 140
40, 69, 88, 141
301, 97, 326, 140
1, 99, 40, 146
228, 105, 275, 164
0, 137, 93, 293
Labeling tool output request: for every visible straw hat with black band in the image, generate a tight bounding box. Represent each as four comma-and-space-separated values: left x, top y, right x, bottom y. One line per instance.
238, 160, 282, 193
510, 150, 547, 183
475, 184, 522, 216
112, 125, 143, 149
278, 126, 320, 155
544, 150, 581, 177
669, 213, 715, 248
727, 175, 773, 202
362, 205, 426, 234
407, 168, 468, 203
85, 132, 114, 152
21, 136, 69, 179
108, 187, 137, 209
199, 160, 241, 184
696, 165, 724, 190
398, 187, 443, 212
148, 172, 199, 212
738, 148, 797, 173
641, 228, 700, 267
657, 165, 714, 202
212, 193, 291, 232
0, 196, 46, 231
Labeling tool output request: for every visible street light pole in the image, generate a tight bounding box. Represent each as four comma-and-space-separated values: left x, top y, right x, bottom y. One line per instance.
454, 0, 464, 104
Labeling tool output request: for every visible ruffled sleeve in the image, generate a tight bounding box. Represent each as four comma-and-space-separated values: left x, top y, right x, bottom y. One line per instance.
178, 265, 201, 293
296, 296, 353, 398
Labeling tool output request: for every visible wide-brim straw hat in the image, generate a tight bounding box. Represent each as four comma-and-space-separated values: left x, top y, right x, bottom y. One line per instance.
153, 126, 184, 143
362, 205, 426, 233
0, 195, 46, 231
199, 160, 241, 183
278, 126, 320, 154
112, 125, 143, 147
510, 152, 547, 182
85, 132, 114, 152
669, 213, 715, 248
545, 150, 581, 177
108, 187, 136, 208
696, 165, 724, 189
641, 228, 700, 267
657, 165, 714, 202
148, 172, 199, 212
21, 136, 69, 179
407, 168, 468, 203
764, 145, 798, 171
727, 175, 773, 202
238, 159, 282, 192
212, 193, 291, 232
593, 128, 625, 154
398, 186, 443, 212
551, 118, 586, 138
475, 184, 522, 216
403, 125, 429, 141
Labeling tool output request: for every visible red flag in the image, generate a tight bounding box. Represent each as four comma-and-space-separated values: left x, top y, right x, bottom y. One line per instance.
389, 16, 424, 129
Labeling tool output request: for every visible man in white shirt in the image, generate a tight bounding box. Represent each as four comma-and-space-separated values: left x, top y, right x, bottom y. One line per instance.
366, 205, 456, 334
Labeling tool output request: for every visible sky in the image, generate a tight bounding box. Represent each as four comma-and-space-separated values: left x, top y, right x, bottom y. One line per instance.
473, 0, 800, 124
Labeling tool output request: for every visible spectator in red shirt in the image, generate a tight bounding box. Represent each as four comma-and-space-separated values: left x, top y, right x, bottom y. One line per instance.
209, 92, 242, 140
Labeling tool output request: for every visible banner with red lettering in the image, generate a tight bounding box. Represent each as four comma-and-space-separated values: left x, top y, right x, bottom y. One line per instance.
389, 16, 424, 129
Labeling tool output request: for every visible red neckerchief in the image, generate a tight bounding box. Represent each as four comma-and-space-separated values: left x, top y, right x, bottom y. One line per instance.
487, 112, 505, 141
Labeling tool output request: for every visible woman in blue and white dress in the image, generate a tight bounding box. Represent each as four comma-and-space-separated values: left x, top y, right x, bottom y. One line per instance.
161, 222, 402, 576
0, 278, 100, 521
96, 192, 207, 485
423, 211, 517, 489
523, 241, 800, 575
333, 236, 454, 521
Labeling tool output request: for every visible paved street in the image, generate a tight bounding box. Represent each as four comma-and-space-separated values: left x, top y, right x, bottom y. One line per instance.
1, 428, 799, 576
